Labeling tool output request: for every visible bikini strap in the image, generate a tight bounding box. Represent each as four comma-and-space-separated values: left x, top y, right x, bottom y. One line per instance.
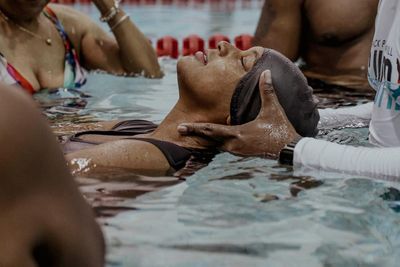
43, 7, 74, 53
43, 6, 86, 86
0, 53, 35, 94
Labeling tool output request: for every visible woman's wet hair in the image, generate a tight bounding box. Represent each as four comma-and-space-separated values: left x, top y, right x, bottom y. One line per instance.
230, 49, 320, 137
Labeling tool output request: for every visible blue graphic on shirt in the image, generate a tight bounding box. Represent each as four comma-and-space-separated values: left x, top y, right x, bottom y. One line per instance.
369, 46, 400, 110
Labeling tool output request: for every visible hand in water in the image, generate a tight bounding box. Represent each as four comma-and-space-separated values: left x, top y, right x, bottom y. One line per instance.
178, 70, 300, 158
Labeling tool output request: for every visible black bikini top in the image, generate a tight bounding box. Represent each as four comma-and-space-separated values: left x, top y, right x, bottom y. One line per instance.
65, 120, 217, 175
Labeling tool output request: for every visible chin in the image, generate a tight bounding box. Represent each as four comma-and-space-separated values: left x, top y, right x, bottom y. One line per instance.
176, 57, 186, 73
177, 58, 192, 91
177, 56, 194, 70
177, 56, 202, 80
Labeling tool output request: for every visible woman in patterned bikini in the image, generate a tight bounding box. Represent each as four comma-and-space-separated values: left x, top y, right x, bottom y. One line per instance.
0, 0, 162, 94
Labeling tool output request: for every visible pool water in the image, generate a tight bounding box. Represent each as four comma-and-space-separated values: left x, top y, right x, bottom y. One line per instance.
48, 2, 400, 267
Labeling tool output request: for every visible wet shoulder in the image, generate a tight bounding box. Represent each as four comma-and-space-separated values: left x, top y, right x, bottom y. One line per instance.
47, 4, 92, 51
304, 0, 378, 46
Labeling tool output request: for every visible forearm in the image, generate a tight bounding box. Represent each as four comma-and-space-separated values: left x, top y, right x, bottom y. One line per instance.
293, 138, 400, 179
93, 0, 162, 77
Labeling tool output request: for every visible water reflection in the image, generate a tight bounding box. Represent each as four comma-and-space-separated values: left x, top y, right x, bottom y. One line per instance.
36, 4, 400, 267
77, 167, 183, 218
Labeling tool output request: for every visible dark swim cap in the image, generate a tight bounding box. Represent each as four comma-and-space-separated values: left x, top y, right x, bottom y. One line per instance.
230, 49, 320, 137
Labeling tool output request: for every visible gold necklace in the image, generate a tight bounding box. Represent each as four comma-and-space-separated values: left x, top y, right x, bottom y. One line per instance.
0, 8, 52, 46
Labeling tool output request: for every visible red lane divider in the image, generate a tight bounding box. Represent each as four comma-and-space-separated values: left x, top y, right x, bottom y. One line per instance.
157, 36, 179, 59
208, 34, 230, 49
156, 34, 253, 58
234, 34, 253, 50
183, 35, 204, 56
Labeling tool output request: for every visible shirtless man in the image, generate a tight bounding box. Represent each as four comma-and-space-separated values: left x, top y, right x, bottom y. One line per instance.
253, 0, 379, 91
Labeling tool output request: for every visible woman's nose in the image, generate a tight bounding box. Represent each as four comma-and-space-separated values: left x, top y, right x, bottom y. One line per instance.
217, 41, 235, 57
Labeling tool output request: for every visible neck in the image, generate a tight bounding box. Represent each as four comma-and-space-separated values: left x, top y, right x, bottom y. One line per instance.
0, 4, 41, 27
149, 100, 220, 150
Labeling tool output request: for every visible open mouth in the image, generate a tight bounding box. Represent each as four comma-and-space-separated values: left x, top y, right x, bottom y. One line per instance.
194, 51, 207, 65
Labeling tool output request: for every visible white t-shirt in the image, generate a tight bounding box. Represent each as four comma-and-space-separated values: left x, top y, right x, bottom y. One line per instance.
368, 0, 400, 147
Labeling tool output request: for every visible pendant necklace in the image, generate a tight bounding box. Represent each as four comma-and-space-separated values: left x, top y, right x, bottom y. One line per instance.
0, 8, 52, 46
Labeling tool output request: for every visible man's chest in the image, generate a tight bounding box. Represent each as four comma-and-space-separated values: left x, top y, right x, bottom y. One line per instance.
304, 0, 379, 45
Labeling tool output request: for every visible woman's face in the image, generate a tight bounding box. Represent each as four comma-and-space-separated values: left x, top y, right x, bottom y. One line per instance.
177, 42, 264, 124
0, 0, 50, 19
